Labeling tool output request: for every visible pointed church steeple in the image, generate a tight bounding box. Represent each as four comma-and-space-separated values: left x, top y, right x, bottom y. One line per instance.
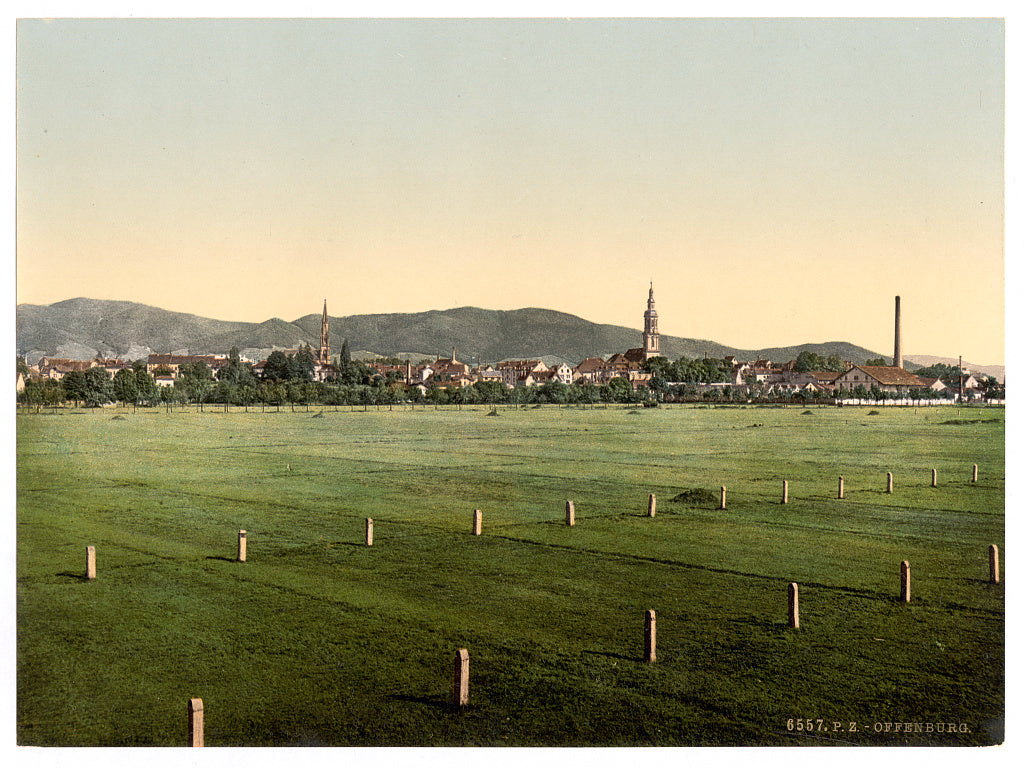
319, 300, 330, 365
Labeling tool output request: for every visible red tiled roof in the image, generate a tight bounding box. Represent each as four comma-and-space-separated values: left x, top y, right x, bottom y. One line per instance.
848, 366, 927, 386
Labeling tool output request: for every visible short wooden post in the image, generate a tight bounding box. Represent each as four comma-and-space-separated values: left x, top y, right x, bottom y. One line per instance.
565, 500, 575, 527
900, 560, 911, 603
886, 472, 894, 494
788, 582, 799, 629
782, 480, 789, 504
85, 545, 96, 580
188, 697, 204, 747
644, 609, 656, 663
931, 468, 938, 488
647, 493, 656, 518
719, 486, 727, 510
973, 464, 979, 483
838, 476, 844, 499
365, 518, 373, 547
990, 544, 1000, 584
472, 510, 482, 536
453, 648, 469, 707
237, 530, 247, 562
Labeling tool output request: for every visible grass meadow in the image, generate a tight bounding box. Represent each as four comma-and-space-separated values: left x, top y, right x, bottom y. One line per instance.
16, 403, 1004, 746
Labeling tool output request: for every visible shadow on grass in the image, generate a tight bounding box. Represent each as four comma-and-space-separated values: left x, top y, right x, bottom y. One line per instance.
205, 555, 241, 563
55, 571, 91, 582
581, 649, 635, 662
389, 693, 450, 711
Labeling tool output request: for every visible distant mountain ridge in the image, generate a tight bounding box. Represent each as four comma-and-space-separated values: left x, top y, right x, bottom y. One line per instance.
18, 297, 892, 367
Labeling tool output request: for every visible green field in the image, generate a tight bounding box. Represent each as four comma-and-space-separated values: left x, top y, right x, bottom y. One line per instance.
16, 403, 1004, 746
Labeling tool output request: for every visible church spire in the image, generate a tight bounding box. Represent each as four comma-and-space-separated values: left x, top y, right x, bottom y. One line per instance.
319, 300, 330, 365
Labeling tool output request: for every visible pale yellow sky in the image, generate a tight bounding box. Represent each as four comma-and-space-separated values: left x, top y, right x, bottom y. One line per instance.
14, 15, 1007, 364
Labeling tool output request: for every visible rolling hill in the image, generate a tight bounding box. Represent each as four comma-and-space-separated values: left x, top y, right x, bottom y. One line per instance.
17, 297, 889, 367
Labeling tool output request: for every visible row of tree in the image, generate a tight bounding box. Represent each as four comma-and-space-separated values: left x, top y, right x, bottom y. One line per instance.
18, 348, 1003, 412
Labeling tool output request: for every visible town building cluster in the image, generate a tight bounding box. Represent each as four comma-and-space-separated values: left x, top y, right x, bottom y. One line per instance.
17, 290, 994, 400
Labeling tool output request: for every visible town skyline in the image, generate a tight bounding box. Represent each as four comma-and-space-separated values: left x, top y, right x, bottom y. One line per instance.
15, 17, 1006, 366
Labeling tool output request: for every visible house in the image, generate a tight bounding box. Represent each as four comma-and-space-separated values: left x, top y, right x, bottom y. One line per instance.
622, 348, 647, 367
425, 370, 476, 389
834, 366, 928, 395
627, 371, 653, 390
146, 354, 222, 376
411, 365, 434, 384
473, 365, 504, 384
917, 377, 948, 394
573, 357, 615, 384
495, 360, 548, 388
550, 363, 575, 385
785, 370, 842, 392
95, 358, 131, 378
38, 358, 94, 381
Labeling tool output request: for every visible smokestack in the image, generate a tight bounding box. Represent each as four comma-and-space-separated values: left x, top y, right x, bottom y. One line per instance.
893, 296, 903, 369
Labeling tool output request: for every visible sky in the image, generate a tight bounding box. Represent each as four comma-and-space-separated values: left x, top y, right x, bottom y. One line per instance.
13, 11, 1008, 365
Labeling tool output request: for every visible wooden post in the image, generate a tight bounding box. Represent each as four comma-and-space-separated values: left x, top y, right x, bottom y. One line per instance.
644, 609, 657, 663
782, 480, 789, 504
973, 464, 979, 483
188, 697, 204, 747
788, 582, 799, 629
900, 560, 911, 603
648, 493, 656, 518
931, 469, 938, 488
365, 518, 373, 547
838, 476, 844, 499
85, 545, 96, 580
887, 472, 894, 494
453, 648, 469, 707
473, 510, 482, 536
720, 486, 726, 510
990, 544, 1000, 584
565, 500, 575, 527
237, 530, 247, 562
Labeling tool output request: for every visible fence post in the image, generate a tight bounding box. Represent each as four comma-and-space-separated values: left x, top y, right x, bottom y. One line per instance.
900, 560, 911, 603
720, 486, 727, 510
782, 480, 789, 504
931, 469, 938, 488
973, 464, 979, 484
565, 500, 575, 527
188, 697, 204, 747
453, 648, 469, 707
237, 530, 247, 562
365, 518, 373, 547
990, 544, 1000, 584
473, 510, 482, 536
838, 476, 844, 499
648, 493, 656, 518
788, 582, 799, 629
886, 472, 894, 494
644, 609, 657, 663
85, 545, 96, 580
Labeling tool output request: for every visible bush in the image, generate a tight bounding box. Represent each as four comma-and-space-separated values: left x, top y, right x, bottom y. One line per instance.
670, 488, 719, 507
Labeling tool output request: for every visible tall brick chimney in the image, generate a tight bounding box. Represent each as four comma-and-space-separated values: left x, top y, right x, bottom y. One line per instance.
893, 295, 903, 369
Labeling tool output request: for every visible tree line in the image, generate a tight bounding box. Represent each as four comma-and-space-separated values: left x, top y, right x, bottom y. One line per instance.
17, 347, 1002, 412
